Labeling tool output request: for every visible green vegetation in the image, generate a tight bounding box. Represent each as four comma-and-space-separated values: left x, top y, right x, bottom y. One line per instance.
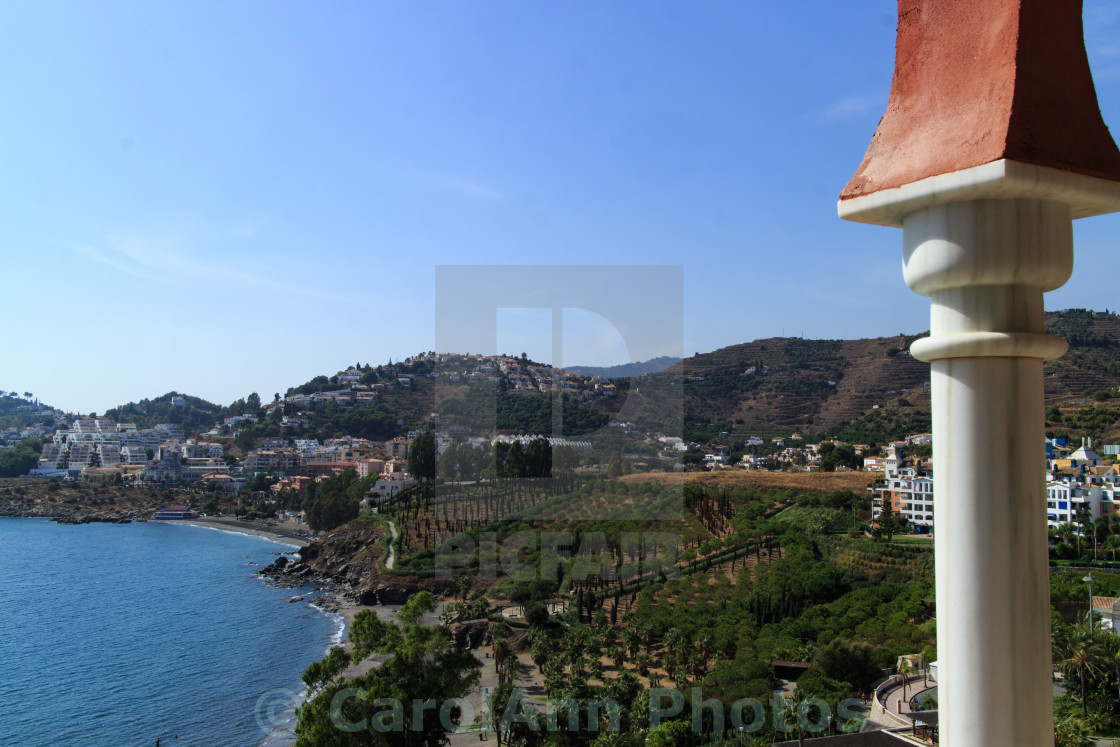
818, 405, 931, 448
0, 438, 42, 478
1047, 309, 1120, 350
295, 593, 481, 746
103, 391, 228, 431
816, 442, 860, 472
360, 476, 935, 744
0, 391, 58, 432
406, 432, 437, 487
1050, 570, 1120, 739
1061, 407, 1120, 440
438, 386, 610, 436
234, 401, 401, 447
303, 467, 378, 532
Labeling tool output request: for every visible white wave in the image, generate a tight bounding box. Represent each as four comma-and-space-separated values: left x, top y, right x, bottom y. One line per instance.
172, 521, 302, 549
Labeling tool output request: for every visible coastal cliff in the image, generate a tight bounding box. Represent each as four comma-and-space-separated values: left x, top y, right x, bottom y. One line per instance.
260, 518, 433, 605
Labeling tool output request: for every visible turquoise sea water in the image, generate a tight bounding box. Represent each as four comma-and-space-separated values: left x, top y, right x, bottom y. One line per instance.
0, 518, 340, 747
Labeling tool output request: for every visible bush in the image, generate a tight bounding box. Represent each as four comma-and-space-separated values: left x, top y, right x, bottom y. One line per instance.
524, 601, 550, 627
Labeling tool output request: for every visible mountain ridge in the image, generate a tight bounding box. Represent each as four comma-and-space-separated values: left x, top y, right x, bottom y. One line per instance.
28, 308, 1120, 446
563, 356, 681, 379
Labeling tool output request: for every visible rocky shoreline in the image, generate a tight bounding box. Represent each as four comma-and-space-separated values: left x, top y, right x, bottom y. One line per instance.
0, 505, 149, 523
257, 519, 427, 607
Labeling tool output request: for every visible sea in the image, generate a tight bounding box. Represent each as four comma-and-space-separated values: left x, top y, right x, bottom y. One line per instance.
0, 518, 343, 747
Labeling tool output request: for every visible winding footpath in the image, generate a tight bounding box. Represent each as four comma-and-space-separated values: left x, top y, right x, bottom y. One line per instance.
385, 519, 399, 570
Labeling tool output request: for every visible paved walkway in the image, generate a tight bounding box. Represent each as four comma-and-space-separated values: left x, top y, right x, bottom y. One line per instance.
865, 674, 929, 730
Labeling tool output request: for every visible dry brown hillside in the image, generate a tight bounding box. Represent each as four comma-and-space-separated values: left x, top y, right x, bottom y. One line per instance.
611, 309, 1120, 444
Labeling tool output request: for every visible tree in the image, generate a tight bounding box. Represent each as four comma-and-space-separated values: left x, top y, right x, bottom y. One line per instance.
296, 596, 480, 746
878, 498, 898, 541
524, 437, 552, 478
553, 445, 578, 472
796, 668, 851, 709
524, 601, 549, 627
397, 590, 436, 624
301, 645, 350, 695
303, 467, 369, 531
234, 428, 256, 453
0, 439, 43, 478
1056, 621, 1105, 717
504, 440, 526, 478
899, 660, 915, 701
819, 442, 859, 472
646, 719, 701, 747
407, 432, 437, 486
490, 681, 546, 747
493, 635, 514, 684
607, 450, 625, 479
814, 639, 881, 696
779, 693, 810, 747
1076, 507, 1094, 559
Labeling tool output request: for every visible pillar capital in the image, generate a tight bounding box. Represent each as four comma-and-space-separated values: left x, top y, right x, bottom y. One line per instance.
840, 159, 1120, 227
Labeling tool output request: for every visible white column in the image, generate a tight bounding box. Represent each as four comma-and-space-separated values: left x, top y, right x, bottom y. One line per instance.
903, 198, 1071, 747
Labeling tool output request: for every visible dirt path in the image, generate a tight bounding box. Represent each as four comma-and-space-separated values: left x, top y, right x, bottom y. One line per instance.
385, 519, 399, 570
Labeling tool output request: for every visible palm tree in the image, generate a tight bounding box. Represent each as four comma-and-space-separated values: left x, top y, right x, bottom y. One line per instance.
623, 627, 641, 660
664, 657, 678, 682
489, 682, 516, 747
493, 637, 513, 684
609, 644, 626, 672
688, 651, 705, 681
696, 633, 714, 673
589, 658, 604, 681
1056, 623, 1105, 717
780, 693, 808, 747
664, 627, 684, 662
1076, 508, 1094, 559
899, 660, 915, 702
1058, 521, 1078, 551
1106, 636, 1120, 704
640, 622, 655, 657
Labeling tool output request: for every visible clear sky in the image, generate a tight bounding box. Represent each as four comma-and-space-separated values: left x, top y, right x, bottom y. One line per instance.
4, 1, 1120, 415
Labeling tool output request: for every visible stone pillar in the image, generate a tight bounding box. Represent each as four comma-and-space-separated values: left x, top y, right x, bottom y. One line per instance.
905, 198, 1069, 745
838, 2, 1120, 744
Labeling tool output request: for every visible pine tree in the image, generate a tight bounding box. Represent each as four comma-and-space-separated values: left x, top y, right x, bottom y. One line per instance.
879, 497, 898, 541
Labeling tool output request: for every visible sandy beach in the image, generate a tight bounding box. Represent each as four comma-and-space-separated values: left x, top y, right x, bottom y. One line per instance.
178, 515, 312, 547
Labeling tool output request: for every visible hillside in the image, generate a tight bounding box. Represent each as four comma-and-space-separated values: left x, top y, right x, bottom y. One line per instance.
609, 334, 930, 443
103, 392, 229, 431
611, 309, 1120, 445
564, 356, 681, 378
1043, 309, 1120, 404
0, 392, 63, 433
37, 309, 1120, 446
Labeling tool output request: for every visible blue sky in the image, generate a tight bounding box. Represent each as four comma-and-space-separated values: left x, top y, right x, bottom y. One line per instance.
4, 1, 1120, 414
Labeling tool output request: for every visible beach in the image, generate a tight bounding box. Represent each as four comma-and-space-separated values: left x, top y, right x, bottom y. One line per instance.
179, 515, 311, 547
